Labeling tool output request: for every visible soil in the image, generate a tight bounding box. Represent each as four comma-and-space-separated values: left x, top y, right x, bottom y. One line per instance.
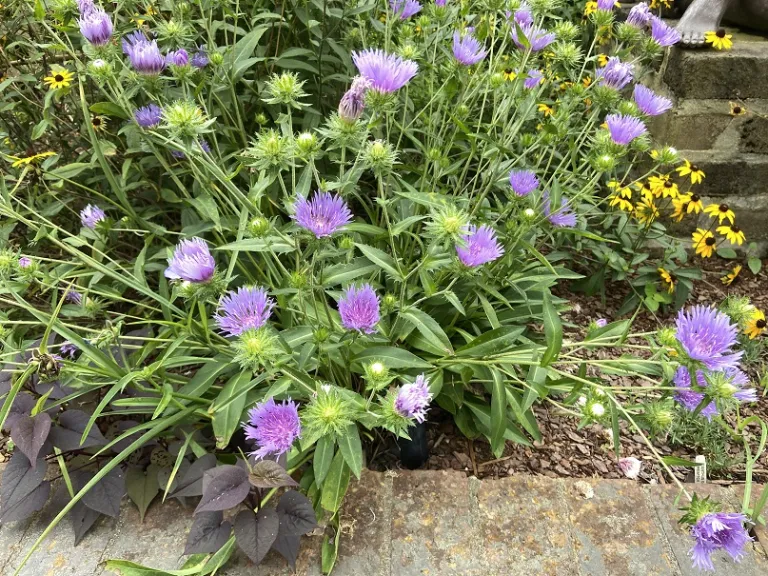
369, 257, 768, 486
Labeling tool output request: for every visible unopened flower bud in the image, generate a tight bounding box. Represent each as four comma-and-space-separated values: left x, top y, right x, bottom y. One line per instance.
248, 216, 271, 237
363, 140, 397, 175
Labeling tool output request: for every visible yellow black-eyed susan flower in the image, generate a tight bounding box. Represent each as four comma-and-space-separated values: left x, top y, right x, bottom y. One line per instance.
538, 103, 554, 116
721, 265, 742, 286
686, 193, 704, 214
43, 68, 74, 90
704, 203, 735, 224
676, 160, 705, 185
716, 223, 746, 245
671, 195, 690, 222
635, 197, 660, 224
9, 151, 55, 168
582, 76, 592, 88
648, 174, 678, 199
730, 102, 746, 116
597, 53, 609, 67
584, 1, 598, 15
91, 115, 107, 131
650, 0, 672, 7
692, 228, 716, 258
658, 268, 676, 293
704, 29, 733, 50
745, 309, 766, 339
608, 180, 632, 199
634, 180, 653, 202
503, 68, 517, 82
609, 194, 634, 212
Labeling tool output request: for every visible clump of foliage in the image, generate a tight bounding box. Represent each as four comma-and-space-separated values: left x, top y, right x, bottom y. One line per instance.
1, 0, 767, 574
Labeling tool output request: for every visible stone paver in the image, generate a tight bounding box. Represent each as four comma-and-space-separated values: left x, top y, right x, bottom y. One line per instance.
1, 470, 766, 576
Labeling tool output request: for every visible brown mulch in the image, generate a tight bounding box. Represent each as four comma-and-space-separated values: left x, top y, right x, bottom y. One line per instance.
370, 256, 768, 486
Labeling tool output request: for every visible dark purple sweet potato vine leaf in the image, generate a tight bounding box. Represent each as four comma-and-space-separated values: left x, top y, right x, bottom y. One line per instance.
10, 412, 52, 464
48, 410, 108, 451
276, 490, 318, 536
170, 454, 216, 499
233, 507, 279, 565
184, 510, 232, 555
0, 452, 50, 522
194, 465, 250, 514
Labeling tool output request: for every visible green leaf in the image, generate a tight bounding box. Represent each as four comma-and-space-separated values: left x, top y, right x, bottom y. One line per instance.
313, 436, 335, 486
105, 558, 209, 576
34, 0, 45, 20
337, 424, 363, 479
540, 291, 562, 366
455, 326, 524, 357
321, 451, 350, 513
175, 359, 232, 401
400, 307, 453, 355
353, 346, 432, 369
45, 162, 90, 180
31, 119, 49, 140
216, 238, 295, 253
211, 372, 251, 449
321, 258, 378, 286
355, 243, 403, 281
661, 456, 702, 468
490, 370, 506, 458
716, 247, 738, 259
89, 102, 129, 119
748, 257, 762, 275
126, 465, 160, 522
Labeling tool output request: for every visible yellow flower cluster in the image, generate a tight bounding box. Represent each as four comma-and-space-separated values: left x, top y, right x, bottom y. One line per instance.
605, 157, 746, 258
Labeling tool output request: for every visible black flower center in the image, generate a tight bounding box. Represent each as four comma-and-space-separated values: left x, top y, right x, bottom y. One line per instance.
733, 106, 742, 114
664, 181, 673, 188
731, 225, 740, 233
690, 164, 699, 172
54, 74, 63, 82
757, 319, 767, 329
719, 204, 729, 212
691, 194, 700, 202
705, 237, 716, 246
93, 118, 101, 126
716, 29, 726, 38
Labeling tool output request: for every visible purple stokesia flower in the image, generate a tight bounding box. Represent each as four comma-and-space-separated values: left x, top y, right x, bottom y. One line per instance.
650, 16, 681, 47
452, 31, 487, 66
293, 191, 353, 238
243, 398, 301, 460
395, 374, 432, 423
214, 286, 275, 337
391, 0, 422, 19
338, 76, 371, 122
164, 237, 216, 283
597, 57, 633, 90
60, 341, 78, 359
77, 0, 95, 15
338, 284, 380, 334
80, 204, 106, 229
134, 103, 162, 128
627, 3, 652, 28
725, 367, 757, 402
165, 48, 189, 67
352, 49, 418, 93
595, 318, 608, 328
512, 3, 533, 26
456, 224, 505, 267
675, 305, 743, 371
618, 457, 641, 479
78, 7, 113, 47
673, 366, 719, 420
543, 192, 578, 228
605, 113, 647, 145
435, 0, 446, 6
66, 289, 83, 305
690, 512, 752, 571
511, 23, 557, 52
633, 84, 673, 116
18, 257, 32, 269
122, 31, 165, 75
524, 69, 544, 89
597, 0, 615, 10
191, 47, 209, 68
509, 169, 539, 196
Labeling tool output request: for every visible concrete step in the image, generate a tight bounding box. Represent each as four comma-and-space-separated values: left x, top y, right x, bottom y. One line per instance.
649, 99, 768, 152
664, 30, 768, 99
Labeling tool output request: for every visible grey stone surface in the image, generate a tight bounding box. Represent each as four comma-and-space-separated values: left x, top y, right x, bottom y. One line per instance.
676, 151, 768, 200
2, 470, 766, 576
566, 480, 677, 575
665, 35, 768, 99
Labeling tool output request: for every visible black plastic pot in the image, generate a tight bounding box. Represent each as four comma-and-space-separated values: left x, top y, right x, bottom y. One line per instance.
398, 421, 429, 469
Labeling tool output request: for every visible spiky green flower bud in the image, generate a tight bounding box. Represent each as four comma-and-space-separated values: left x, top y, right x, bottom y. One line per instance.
425, 205, 470, 243
289, 270, 308, 289
550, 42, 582, 68
295, 132, 319, 159
651, 146, 679, 165
362, 140, 397, 175
263, 72, 308, 108
243, 129, 294, 171
302, 385, 357, 443
645, 400, 675, 433
233, 328, 281, 372
592, 153, 616, 172
553, 21, 580, 42
364, 361, 393, 392
163, 101, 210, 138
248, 216, 271, 238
